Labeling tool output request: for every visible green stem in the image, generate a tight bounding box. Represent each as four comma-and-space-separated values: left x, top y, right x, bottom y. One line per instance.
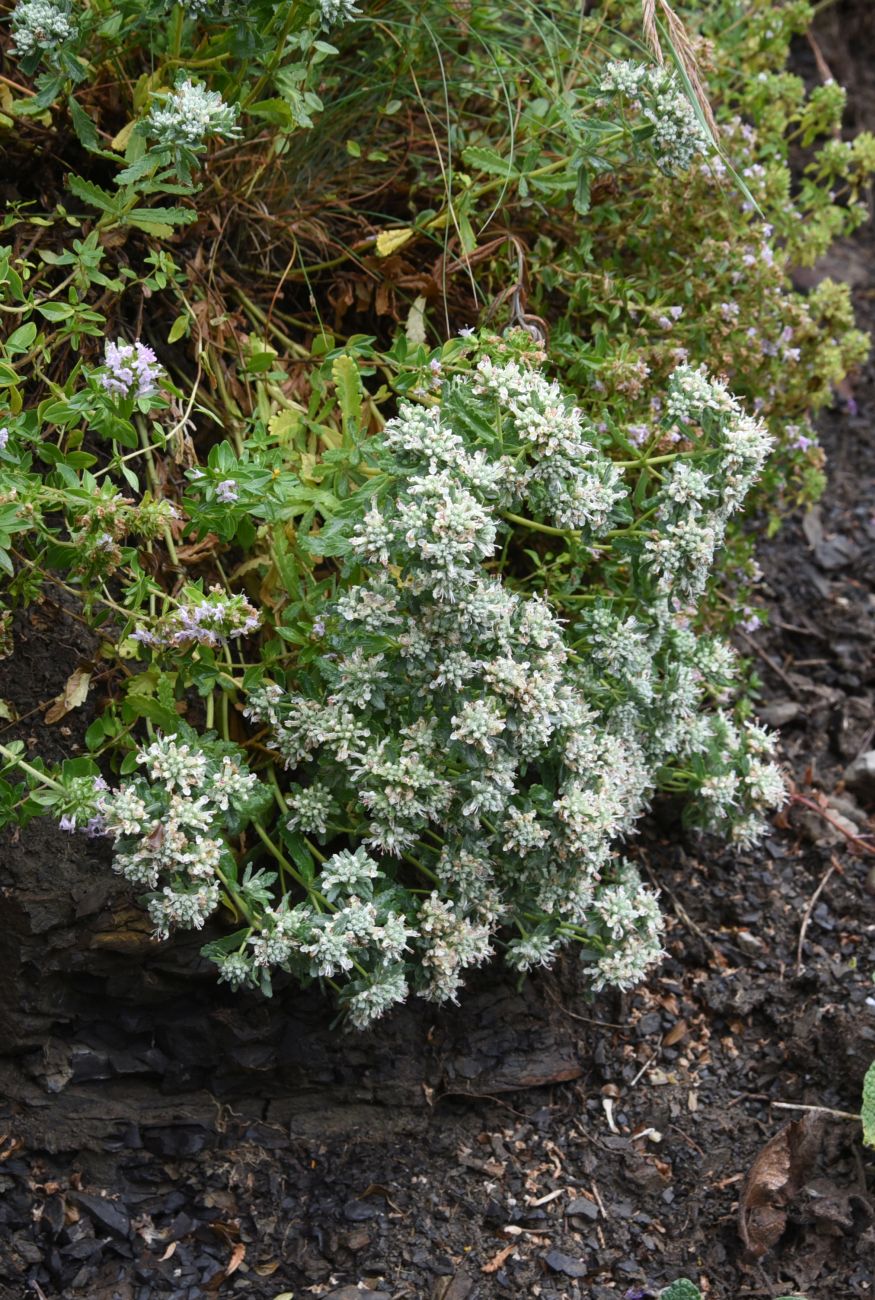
136, 417, 179, 566
0, 744, 66, 792
253, 821, 331, 908
215, 863, 258, 926
501, 511, 578, 539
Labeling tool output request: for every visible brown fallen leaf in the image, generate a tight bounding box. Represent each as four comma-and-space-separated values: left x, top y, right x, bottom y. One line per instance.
44, 666, 91, 725
226, 1242, 245, 1277
738, 1112, 824, 1259
663, 1018, 688, 1046
482, 1242, 516, 1274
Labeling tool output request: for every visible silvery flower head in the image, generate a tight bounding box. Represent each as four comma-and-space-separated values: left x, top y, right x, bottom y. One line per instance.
99, 340, 163, 401
600, 60, 711, 175
318, 0, 361, 28
10, 0, 74, 58
147, 78, 241, 152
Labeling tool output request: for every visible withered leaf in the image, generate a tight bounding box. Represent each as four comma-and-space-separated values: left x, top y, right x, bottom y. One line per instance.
738, 1112, 824, 1259
44, 667, 91, 725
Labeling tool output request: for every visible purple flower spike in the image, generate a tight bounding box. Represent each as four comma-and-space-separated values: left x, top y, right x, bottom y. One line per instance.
99, 340, 163, 401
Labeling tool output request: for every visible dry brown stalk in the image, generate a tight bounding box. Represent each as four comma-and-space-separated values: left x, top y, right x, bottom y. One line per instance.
641, 0, 719, 139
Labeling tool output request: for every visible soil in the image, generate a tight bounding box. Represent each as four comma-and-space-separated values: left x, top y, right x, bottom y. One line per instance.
2, 7, 875, 1300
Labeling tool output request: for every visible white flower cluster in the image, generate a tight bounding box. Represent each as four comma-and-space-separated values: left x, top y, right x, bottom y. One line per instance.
101, 359, 784, 1026
318, 0, 361, 27
243, 364, 667, 1010
645, 365, 774, 599
101, 736, 264, 939
600, 60, 711, 175
10, 0, 73, 57
147, 78, 240, 152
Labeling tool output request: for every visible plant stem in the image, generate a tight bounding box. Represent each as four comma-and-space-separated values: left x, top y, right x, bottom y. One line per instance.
0, 744, 66, 792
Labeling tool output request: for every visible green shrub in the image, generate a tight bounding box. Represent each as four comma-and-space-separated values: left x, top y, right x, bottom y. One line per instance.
0, 0, 871, 1021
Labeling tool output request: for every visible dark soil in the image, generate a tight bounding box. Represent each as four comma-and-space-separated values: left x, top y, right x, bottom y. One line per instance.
2, 8, 875, 1300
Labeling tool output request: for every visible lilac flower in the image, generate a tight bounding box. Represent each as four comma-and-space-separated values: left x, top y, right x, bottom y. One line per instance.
627, 424, 650, 446
85, 815, 109, 838
793, 433, 814, 452
458, 326, 476, 338
740, 609, 762, 633
0, 427, 8, 452
99, 340, 163, 401
59, 813, 77, 833
216, 479, 239, 504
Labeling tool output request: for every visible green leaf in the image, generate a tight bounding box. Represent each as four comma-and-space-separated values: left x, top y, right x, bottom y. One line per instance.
574, 166, 591, 216
122, 694, 180, 730
862, 1058, 875, 1147
67, 174, 120, 214
67, 95, 100, 152
35, 302, 74, 322
5, 322, 37, 353
331, 354, 362, 444
126, 205, 197, 226
660, 1283, 701, 1300
461, 145, 517, 178
167, 314, 189, 344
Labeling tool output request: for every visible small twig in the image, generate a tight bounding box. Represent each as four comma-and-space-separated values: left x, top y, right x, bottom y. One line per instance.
642, 864, 724, 960
629, 1048, 661, 1088
772, 1101, 859, 1121
796, 856, 838, 974
542, 984, 630, 1031
735, 626, 800, 697
641, 0, 719, 137
791, 793, 875, 856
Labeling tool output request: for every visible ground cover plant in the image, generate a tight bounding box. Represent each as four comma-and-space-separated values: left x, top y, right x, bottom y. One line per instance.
0, 0, 873, 1026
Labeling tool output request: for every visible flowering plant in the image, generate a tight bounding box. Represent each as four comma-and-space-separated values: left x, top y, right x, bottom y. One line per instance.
0, 0, 866, 1024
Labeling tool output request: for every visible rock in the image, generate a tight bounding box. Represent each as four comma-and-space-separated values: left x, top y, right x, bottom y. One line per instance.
845, 751, 875, 804
566, 1197, 599, 1221
828, 793, 868, 827
323, 1290, 391, 1300
544, 1249, 588, 1278
69, 1191, 130, 1239
758, 700, 801, 728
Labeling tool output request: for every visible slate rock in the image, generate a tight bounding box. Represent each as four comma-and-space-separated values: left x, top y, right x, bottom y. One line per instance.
566, 1197, 599, 1221
845, 751, 875, 803
544, 1248, 588, 1277
69, 1191, 131, 1239
322, 1289, 391, 1300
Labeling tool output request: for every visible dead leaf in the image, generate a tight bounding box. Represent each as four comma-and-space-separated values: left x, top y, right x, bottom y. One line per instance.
663, 1019, 688, 1046
406, 294, 428, 345
376, 226, 414, 257
481, 1242, 516, 1274
738, 1113, 824, 1259
44, 667, 91, 725
226, 1242, 245, 1276
159, 1243, 177, 1261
